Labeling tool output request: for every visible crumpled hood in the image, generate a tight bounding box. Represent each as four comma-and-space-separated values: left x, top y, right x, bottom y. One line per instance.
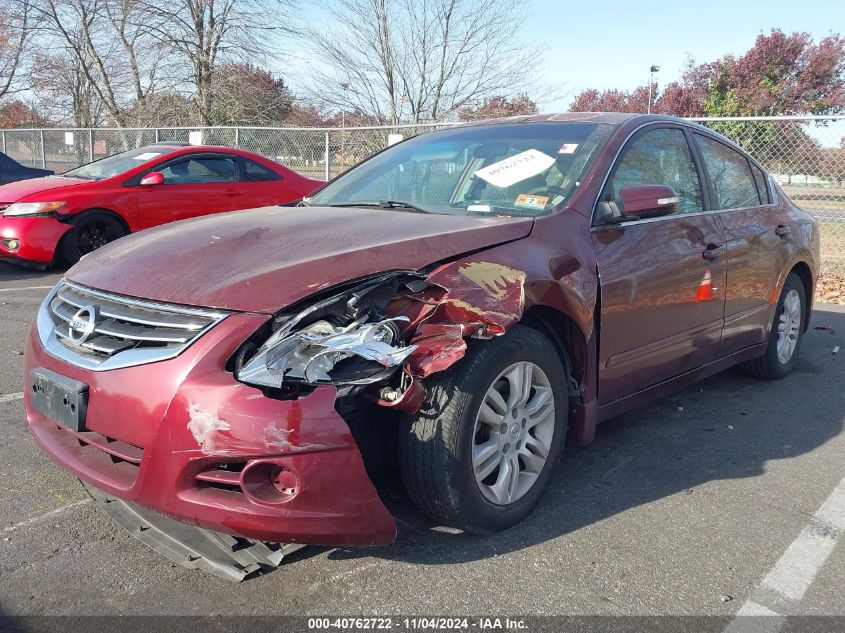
0, 176, 88, 202
67, 206, 534, 313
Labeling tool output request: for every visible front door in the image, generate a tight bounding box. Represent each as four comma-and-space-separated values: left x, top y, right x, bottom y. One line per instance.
593, 125, 727, 404
136, 154, 241, 229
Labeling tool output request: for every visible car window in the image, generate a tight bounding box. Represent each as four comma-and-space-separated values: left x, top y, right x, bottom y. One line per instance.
610, 127, 703, 214
750, 162, 771, 204
160, 156, 237, 184
693, 134, 760, 209
64, 145, 178, 180
243, 159, 281, 182
308, 122, 614, 217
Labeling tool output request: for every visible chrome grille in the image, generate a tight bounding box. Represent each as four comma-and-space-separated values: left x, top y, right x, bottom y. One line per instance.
37, 280, 229, 371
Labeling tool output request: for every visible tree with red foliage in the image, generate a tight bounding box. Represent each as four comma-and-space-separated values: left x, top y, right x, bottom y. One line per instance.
458, 95, 539, 121
569, 30, 845, 117
568, 86, 651, 114
0, 99, 48, 127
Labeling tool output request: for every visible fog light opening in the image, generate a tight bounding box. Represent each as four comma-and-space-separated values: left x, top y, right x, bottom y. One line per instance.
1, 239, 20, 251
269, 465, 299, 498
241, 461, 301, 505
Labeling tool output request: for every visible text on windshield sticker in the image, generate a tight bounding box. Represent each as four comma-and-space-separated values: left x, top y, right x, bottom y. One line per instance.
474, 149, 556, 188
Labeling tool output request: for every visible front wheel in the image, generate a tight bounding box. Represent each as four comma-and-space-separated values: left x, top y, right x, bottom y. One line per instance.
399, 324, 568, 534
741, 272, 806, 380
61, 212, 127, 265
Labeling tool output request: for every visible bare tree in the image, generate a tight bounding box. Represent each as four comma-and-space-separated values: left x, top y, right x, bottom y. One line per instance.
0, 0, 37, 99
31, 51, 104, 127
308, 0, 541, 124
137, 0, 297, 125
37, 0, 165, 126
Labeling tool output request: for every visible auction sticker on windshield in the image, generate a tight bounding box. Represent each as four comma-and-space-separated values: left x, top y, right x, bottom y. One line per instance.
132, 152, 162, 161
474, 149, 555, 188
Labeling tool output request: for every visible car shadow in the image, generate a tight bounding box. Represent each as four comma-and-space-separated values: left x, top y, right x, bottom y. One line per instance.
328, 305, 845, 565
0, 261, 68, 283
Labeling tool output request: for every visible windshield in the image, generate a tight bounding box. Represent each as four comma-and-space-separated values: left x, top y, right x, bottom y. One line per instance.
64, 146, 175, 180
308, 122, 614, 217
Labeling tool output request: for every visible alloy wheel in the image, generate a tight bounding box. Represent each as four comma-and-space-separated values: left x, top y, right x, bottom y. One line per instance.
76, 220, 120, 255
776, 288, 802, 364
472, 361, 556, 506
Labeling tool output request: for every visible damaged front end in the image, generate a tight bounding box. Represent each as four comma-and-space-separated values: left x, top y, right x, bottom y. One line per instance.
232, 261, 528, 413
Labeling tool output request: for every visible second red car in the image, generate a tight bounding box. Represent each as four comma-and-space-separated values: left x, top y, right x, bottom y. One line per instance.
0, 143, 322, 267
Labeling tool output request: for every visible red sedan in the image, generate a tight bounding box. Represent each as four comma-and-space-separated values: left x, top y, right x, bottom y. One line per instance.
24, 114, 819, 579
0, 143, 322, 267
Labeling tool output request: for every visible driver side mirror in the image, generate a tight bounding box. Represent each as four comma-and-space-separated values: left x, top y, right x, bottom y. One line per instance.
619, 184, 678, 218
139, 171, 164, 186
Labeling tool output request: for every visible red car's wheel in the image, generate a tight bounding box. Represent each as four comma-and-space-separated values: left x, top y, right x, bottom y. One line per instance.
741, 272, 807, 380
399, 325, 569, 534
61, 213, 126, 265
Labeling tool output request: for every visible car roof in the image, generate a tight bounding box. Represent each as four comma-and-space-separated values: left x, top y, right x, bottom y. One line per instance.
454, 112, 690, 128
141, 143, 262, 158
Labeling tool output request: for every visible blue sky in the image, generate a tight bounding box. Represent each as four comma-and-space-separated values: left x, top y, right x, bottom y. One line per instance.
523, 0, 843, 111
287, 0, 842, 117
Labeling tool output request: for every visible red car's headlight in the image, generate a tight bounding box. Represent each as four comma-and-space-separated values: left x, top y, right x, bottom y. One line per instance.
3, 201, 66, 217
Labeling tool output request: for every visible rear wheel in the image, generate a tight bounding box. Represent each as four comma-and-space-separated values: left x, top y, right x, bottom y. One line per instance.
399, 324, 568, 533
741, 272, 806, 380
61, 213, 126, 265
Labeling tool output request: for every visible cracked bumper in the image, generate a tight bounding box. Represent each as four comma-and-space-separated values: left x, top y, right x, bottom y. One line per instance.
23, 313, 397, 546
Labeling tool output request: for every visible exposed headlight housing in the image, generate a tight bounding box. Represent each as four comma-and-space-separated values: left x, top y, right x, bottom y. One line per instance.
2, 201, 66, 218
235, 272, 425, 389
237, 316, 416, 388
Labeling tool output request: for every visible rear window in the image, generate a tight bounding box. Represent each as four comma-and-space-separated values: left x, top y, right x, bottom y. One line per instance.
693, 134, 760, 209
243, 159, 281, 182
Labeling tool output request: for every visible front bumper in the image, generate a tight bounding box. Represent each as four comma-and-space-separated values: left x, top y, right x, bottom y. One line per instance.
0, 214, 70, 264
23, 312, 397, 546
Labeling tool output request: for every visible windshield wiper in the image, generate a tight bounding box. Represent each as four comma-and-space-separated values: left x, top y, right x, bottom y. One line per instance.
326, 200, 430, 214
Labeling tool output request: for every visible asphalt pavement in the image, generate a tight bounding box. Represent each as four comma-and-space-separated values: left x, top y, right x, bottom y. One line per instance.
0, 261, 843, 620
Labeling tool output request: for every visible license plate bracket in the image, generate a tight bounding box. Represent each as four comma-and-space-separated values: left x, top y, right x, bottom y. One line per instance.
30, 368, 89, 432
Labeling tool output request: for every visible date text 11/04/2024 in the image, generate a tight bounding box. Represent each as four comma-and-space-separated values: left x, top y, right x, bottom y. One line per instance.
307, 617, 528, 630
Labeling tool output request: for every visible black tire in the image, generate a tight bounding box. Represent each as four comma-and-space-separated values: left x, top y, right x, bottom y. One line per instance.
398, 324, 568, 534
741, 272, 806, 380
61, 212, 127, 265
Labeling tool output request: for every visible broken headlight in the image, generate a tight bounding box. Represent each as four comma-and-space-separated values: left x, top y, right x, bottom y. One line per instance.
235, 273, 424, 389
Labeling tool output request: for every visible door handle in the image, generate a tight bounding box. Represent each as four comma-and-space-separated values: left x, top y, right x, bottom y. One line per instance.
223, 189, 241, 197
775, 224, 792, 237
702, 244, 725, 260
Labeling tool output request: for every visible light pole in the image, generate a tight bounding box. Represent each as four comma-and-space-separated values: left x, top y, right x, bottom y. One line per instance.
340, 82, 350, 165
647, 65, 660, 114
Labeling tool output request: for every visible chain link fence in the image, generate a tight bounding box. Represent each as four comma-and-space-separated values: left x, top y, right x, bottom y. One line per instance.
2, 116, 844, 273
0, 123, 455, 183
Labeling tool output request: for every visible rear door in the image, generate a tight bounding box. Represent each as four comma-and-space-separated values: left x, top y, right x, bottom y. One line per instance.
593, 124, 727, 403
135, 153, 241, 228
692, 134, 791, 355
